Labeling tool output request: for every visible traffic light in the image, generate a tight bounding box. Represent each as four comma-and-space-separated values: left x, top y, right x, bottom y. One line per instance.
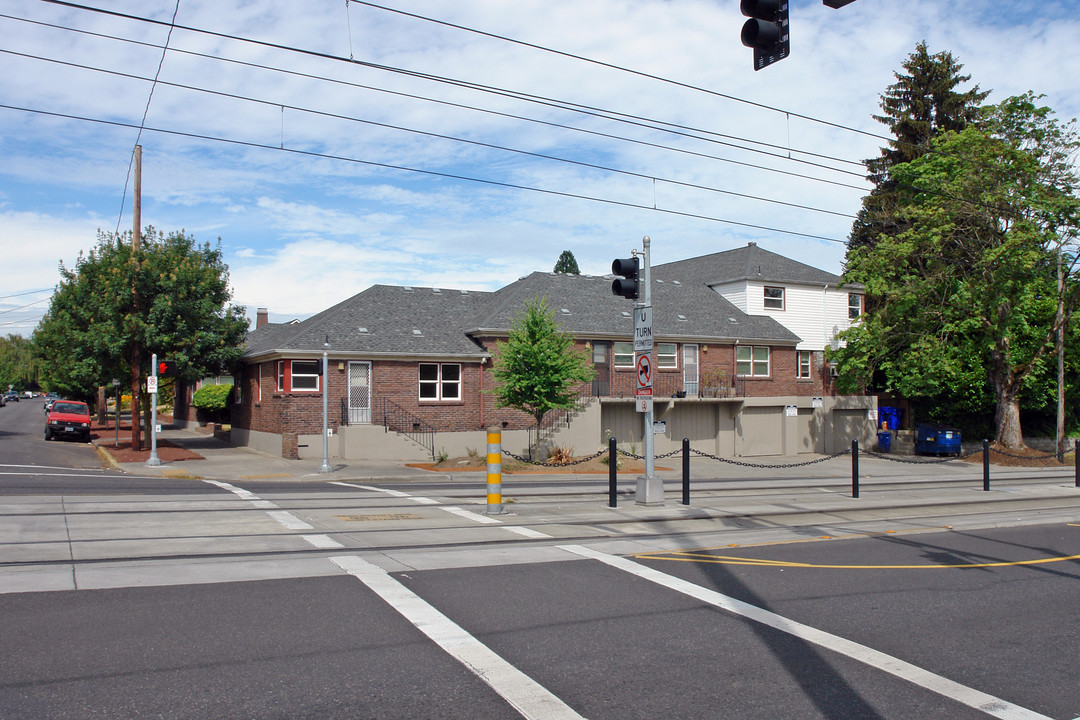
157, 360, 178, 378
611, 256, 640, 300
740, 0, 789, 71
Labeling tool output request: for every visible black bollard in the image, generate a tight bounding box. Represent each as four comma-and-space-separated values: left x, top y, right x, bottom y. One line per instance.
608, 436, 617, 508
1075, 439, 1079, 489
851, 439, 859, 498
983, 439, 990, 491
682, 438, 690, 505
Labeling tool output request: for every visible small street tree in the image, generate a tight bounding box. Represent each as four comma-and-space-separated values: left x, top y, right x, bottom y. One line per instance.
489, 296, 595, 434
553, 250, 581, 275
832, 93, 1080, 449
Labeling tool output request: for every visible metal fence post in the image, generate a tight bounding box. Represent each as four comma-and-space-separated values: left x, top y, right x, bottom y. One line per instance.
682, 438, 690, 505
486, 426, 504, 514
983, 439, 990, 491
608, 436, 617, 508
1074, 439, 1078, 489
851, 439, 859, 498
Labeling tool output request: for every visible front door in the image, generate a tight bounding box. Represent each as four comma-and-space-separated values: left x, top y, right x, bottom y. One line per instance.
348, 361, 371, 424
683, 344, 699, 396
592, 341, 610, 396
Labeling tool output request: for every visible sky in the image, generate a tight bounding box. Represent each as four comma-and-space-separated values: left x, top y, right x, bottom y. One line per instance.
1, 0, 1078, 336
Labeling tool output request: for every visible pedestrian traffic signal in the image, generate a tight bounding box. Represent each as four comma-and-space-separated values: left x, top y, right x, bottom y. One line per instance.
611, 256, 640, 300
740, 0, 789, 71
157, 360, 178, 378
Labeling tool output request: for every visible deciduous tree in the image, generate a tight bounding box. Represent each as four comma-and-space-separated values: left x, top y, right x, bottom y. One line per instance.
832, 94, 1080, 449
489, 296, 595, 432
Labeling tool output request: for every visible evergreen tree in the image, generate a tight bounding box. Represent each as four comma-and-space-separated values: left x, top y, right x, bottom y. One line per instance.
848, 42, 989, 253
553, 250, 581, 275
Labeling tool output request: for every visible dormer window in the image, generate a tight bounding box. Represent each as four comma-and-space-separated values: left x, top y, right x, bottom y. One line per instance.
764, 286, 785, 310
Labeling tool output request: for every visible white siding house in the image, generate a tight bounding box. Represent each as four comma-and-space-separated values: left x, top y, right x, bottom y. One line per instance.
658, 242, 862, 353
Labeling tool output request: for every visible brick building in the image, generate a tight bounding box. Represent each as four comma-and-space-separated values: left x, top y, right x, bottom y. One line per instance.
229, 244, 875, 460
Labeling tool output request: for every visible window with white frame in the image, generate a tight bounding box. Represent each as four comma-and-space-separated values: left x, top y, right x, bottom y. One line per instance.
736, 346, 770, 377
797, 350, 812, 379
276, 361, 284, 392
848, 293, 863, 319
290, 360, 320, 391
764, 286, 785, 310
419, 363, 461, 401
613, 342, 635, 367
657, 343, 678, 369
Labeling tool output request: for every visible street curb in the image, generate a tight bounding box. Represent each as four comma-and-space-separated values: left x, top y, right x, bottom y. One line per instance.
94, 443, 121, 471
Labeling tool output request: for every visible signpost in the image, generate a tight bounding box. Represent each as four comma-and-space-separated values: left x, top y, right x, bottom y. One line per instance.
146, 353, 161, 466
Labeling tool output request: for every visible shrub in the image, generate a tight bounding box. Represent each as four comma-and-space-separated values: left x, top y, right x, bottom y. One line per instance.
192, 384, 233, 414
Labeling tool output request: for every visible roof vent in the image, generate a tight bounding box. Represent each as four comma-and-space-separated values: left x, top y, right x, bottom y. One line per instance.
358, 327, 369, 333
677, 314, 687, 321
673, 280, 681, 286
621, 311, 631, 318
412, 329, 423, 336
729, 317, 738, 323
402, 286, 414, 292
560, 308, 571, 315
656, 279, 665, 284
432, 288, 442, 294
460, 289, 469, 295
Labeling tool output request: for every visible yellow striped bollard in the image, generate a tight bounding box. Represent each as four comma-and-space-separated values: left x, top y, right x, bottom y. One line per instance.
486, 426, 505, 514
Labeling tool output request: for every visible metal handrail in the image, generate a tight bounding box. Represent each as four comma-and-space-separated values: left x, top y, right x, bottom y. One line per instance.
377, 397, 436, 461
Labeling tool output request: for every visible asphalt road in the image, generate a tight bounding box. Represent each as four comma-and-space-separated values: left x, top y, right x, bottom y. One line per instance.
2, 399, 1079, 719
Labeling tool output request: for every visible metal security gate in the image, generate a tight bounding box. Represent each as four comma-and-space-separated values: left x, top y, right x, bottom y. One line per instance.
348, 361, 371, 424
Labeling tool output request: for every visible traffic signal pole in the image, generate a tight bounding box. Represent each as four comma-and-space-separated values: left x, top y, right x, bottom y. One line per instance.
637, 236, 662, 505
147, 352, 161, 466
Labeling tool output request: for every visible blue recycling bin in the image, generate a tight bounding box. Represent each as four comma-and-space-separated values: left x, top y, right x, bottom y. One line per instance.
876, 431, 892, 453
878, 406, 902, 430
915, 423, 961, 456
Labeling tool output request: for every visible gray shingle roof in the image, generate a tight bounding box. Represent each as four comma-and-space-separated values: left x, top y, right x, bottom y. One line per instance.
475, 272, 799, 343
243, 285, 493, 359
653, 242, 843, 287
244, 264, 803, 359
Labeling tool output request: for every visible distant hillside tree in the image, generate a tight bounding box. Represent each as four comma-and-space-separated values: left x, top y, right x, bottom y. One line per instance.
553, 250, 580, 274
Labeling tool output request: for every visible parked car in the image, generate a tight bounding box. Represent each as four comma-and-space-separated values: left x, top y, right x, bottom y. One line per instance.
43, 392, 60, 411
4, 390, 19, 403
45, 400, 93, 442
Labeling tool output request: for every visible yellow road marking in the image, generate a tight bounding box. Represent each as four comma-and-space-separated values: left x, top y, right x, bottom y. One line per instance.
635, 525, 1080, 570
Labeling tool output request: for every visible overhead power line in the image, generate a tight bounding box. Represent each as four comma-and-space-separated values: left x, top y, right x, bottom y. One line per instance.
0, 103, 849, 245
0, 48, 857, 220
0, 12, 870, 191
29, 0, 869, 175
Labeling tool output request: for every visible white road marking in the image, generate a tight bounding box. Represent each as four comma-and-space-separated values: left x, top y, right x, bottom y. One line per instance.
302, 534, 344, 549
330, 555, 585, 720
558, 544, 1052, 720
331, 481, 440, 504
504, 526, 552, 539
267, 511, 313, 531
440, 506, 501, 524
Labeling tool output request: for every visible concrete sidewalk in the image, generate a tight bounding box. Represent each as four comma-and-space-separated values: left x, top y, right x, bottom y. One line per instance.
95, 423, 1080, 492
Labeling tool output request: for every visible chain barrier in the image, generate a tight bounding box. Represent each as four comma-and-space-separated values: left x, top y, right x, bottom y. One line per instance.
988, 445, 1077, 461
503, 441, 1074, 470
859, 448, 981, 465
687, 447, 850, 469
502, 448, 608, 467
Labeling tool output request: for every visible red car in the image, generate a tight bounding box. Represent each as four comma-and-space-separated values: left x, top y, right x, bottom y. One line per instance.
45, 400, 92, 442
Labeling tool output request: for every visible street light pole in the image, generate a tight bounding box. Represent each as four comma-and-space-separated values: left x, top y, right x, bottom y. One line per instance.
319, 337, 332, 473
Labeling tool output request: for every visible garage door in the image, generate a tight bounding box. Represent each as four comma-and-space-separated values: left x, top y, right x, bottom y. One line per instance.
737, 406, 784, 456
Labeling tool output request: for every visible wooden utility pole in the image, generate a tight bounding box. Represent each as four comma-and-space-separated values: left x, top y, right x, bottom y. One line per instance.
131, 145, 142, 452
